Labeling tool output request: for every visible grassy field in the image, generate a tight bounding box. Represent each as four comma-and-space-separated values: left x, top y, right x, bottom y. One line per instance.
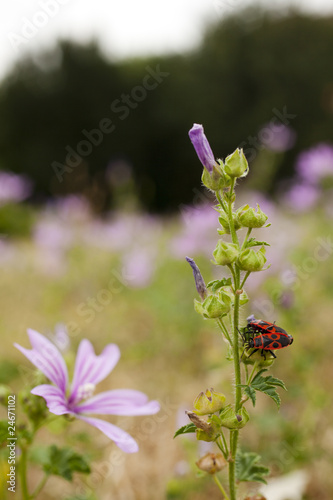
0, 196, 333, 499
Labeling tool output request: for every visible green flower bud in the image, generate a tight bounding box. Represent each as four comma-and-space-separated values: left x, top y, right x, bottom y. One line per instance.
213, 241, 239, 266
219, 404, 250, 429
202, 295, 231, 319
196, 453, 227, 474
201, 162, 232, 191
193, 388, 226, 416
236, 204, 268, 228
224, 148, 249, 178
238, 246, 267, 272
241, 348, 275, 367
218, 212, 241, 234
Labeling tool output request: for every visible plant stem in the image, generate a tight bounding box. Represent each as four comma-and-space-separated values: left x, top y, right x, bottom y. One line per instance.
20, 445, 30, 500
214, 474, 231, 500
31, 473, 49, 499
240, 271, 250, 290
216, 318, 233, 346
216, 191, 228, 214
227, 180, 239, 246
241, 227, 252, 250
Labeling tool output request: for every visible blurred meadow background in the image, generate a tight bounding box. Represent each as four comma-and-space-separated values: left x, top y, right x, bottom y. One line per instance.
1, 1, 333, 499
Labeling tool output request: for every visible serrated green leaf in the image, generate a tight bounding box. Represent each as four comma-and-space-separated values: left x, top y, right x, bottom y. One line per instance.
43, 445, 91, 481
236, 450, 269, 484
246, 238, 270, 248
244, 386, 256, 406
173, 423, 196, 438
249, 369, 287, 408
206, 278, 232, 293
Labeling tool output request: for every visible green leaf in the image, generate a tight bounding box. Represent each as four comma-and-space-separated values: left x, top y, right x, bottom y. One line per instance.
246, 238, 270, 248
43, 445, 91, 481
243, 386, 256, 406
173, 423, 196, 438
248, 369, 287, 408
236, 450, 269, 484
206, 278, 232, 293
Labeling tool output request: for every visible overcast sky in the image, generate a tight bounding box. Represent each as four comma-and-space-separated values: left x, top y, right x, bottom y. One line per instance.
1, 0, 333, 81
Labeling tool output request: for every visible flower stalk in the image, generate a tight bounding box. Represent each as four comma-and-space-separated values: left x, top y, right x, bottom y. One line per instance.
180, 124, 281, 498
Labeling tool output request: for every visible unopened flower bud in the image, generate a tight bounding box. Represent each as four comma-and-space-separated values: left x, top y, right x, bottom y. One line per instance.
202, 295, 231, 319
236, 204, 268, 228
193, 388, 226, 415
224, 148, 249, 178
238, 246, 267, 272
186, 256, 207, 300
213, 241, 239, 266
189, 124, 217, 173
186, 410, 212, 433
219, 404, 249, 429
196, 453, 227, 474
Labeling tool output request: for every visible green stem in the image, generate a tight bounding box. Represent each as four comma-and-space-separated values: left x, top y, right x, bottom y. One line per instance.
220, 429, 229, 457
216, 191, 228, 214
213, 474, 230, 500
246, 360, 259, 385
241, 227, 252, 250
31, 474, 49, 499
227, 179, 238, 246
216, 318, 233, 346
240, 271, 250, 290
229, 255, 242, 500
20, 445, 30, 500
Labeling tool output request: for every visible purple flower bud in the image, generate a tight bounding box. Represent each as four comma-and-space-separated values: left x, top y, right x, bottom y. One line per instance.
186, 256, 207, 300
188, 124, 216, 173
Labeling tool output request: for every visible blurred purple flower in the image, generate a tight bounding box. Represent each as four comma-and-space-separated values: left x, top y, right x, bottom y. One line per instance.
122, 247, 156, 288
170, 204, 217, 258
296, 143, 333, 184
33, 219, 73, 250
260, 124, 296, 153
284, 183, 320, 212
15, 330, 160, 453
53, 195, 92, 223
189, 124, 216, 173
0, 171, 32, 205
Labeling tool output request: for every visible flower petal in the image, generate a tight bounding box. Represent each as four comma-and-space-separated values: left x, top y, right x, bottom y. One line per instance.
76, 415, 139, 453
14, 329, 68, 393
31, 384, 69, 415
69, 340, 120, 404
75, 389, 160, 416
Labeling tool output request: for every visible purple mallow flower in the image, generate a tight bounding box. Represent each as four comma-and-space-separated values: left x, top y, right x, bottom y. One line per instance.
15, 330, 160, 453
189, 124, 217, 173
296, 143, 333, 184
284, 182, 320, 212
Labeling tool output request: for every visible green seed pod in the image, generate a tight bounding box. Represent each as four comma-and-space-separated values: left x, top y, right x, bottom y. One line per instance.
224, 148, 249, 178
193, 388, 226, 416
202, 295, 231, 319
236, 204, 268, 228
201, 163, 232, 191
213, 241, 239, 266
238, 246, 267, 272
219, 404, 250, 429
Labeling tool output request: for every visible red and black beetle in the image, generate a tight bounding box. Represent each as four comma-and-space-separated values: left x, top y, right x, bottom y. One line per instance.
240, 315, 293, 359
